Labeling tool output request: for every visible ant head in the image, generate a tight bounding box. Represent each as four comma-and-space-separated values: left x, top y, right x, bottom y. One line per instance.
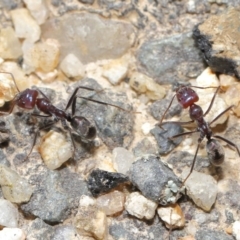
71, 116, 96, 140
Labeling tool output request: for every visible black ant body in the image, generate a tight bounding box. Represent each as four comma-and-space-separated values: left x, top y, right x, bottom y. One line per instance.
159, 79, 240, 183
0, 72, 128, 158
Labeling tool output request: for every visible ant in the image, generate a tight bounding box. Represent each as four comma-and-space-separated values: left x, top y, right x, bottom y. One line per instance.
159, 76, 240, 183
0, 72, 129, 159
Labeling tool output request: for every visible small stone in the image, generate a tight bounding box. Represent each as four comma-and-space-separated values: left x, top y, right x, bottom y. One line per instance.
10, 8, 41, 43
0, 199, 19, 228
112, 147, 135, 174
125, 192, 158, 220
52, 226, 81, 240
233, 221, 240, 240
87, 169, 129, 197
129, 155, 182, 204
0, 72, 18, 107
35, 69, 58, 83
39, 130, 73, 170
60, 53, 85, 79
96, 190, 125, 216
219, 74, 236, 91
182, 170, 218, 211
0, 228, 25, 240
151, 123, 184, 155
23, 38, 60, 72
23, 0, 49, 25
74, 195, 108, 240
102, 57, 128, 85
0, 27, 22, 59
195, 67, 219, 87
157, 204, 185, 229
0, 164, 33, 203
133, 138, 157, 157
129, 72, 166, 100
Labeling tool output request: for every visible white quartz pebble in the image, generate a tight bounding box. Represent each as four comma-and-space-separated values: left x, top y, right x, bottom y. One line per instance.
0, 228, 25, 240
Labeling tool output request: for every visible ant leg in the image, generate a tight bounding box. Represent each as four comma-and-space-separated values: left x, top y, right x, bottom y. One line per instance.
25, 121, 56, 160
159, 120, 194, 127
214, 135, 240, 156
0, 71, 20, 92
65, 86, 104, 111
203, 86, 220, 117
183, 142, 201, 184
168, 130, 198, 140
159, 94, 176, 126
209, 105, 233, 126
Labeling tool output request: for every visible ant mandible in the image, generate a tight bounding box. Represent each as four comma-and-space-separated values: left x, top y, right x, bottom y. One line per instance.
159, 75, 240, 183
0, 72, 128, 159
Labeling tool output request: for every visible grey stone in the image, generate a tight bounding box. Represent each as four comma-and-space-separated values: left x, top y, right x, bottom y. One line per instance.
25, 218, 55, 240
195, 228, 234, 240
137, 32, 205, 84
41, 13, 135, 63
132, 138, 157, 157
21, 168, 90, 222
52, 225, 81, 240
150, 123, 184, 155
71, 78, 134, 150
129, 155, 182, 204
78, 0, 94, 4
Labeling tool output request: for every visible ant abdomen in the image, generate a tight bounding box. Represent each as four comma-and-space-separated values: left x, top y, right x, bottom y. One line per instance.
206, 139, 224, 166
71, 116, 96, 140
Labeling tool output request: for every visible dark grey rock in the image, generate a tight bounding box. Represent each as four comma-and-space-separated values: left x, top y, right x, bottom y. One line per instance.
137, 32, 205, 84
150, 122, 184, 155
218, 180, 240, 210
0, 0, 22, 10
109, 214, 170, 240
71, 78, 134, 150
21, 168, 90, 222
132, 138, 157, 157
87, 169, 129, 197
195, 228, 234, 240
25, 218, 55, 240
225, 210, 235, 224
0, 149, 10, 167
78, 0, 94, 4
193, 9, 240, 79
51, 0, 62, 7
167, 151, 210, 175
149, 92, 183, 120
129, 155, 182, 204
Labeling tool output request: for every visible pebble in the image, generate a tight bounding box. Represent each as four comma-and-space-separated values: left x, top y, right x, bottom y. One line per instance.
129, 155, 182, 204
0, 27, 22, 59
87, 169, 129, 197
125, 192, 158, 220
233, 221, 240, 240
0, 228, 25, 240
23, 38, 60, 73
195, 228, 233, 240
74, 195, 108, 240
0, 72, 18, 107
0, 199, 19, 227
39, 130, 73, 170
21, 168, 90, 222
23, 0, 49, 25
0, 164, 33, 203
157, 204, 185, 229
42, 13, 135, 63
10, 8, 41, 43
102, 57, 129, 85
112, 147, 135, 174
132, 138, 157, 157
96, 190, 125, 216
60, 53, 85, 79
224, 83, 240, 116
129, 72, 166, 100
151, 122, 184, 155
52, 225, 81, 240
182, 170, 218, 211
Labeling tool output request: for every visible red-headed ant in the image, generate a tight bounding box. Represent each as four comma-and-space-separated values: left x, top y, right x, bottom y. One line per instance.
0, 72, 130, 159
159, 76, 240, 183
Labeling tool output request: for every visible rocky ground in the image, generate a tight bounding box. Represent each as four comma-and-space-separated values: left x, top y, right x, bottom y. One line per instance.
0, 0, 240, 240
